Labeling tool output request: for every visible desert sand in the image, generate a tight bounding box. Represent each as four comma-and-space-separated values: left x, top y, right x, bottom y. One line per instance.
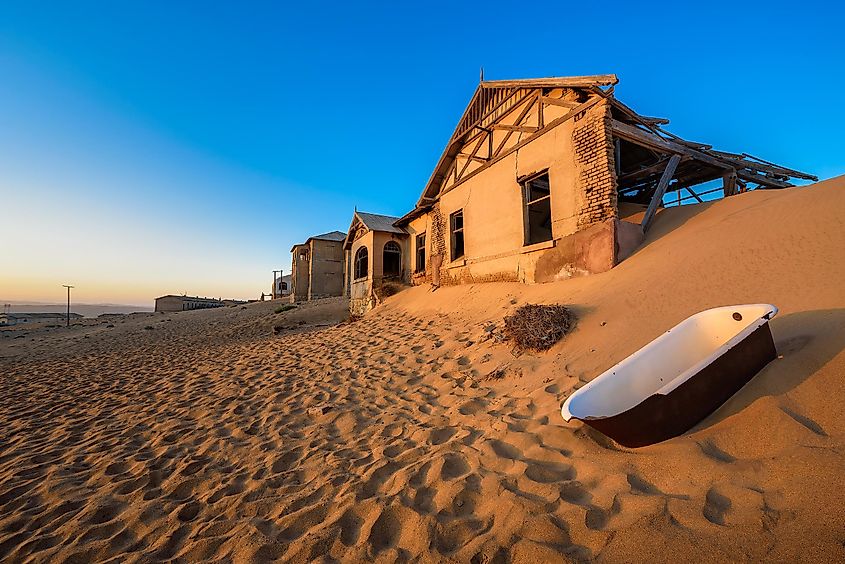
2, 176, 845, 563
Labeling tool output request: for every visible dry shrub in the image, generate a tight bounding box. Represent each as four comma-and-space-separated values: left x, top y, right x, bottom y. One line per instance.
377, 281, 407, 299
503, 304, 575, 352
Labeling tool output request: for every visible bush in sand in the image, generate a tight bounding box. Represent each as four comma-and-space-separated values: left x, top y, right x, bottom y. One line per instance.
503, 303, 575, 352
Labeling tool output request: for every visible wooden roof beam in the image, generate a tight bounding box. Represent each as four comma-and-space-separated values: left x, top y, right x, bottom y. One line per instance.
480, 74, 618, 89
640, 115, 670, 126
642, 154, 682, 233
611, 120, 732, 171
492, 124, 538, 133
736, 171, 794, 189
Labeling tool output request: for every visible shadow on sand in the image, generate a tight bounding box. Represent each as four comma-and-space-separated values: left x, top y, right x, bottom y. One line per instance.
692, 307, 845, 433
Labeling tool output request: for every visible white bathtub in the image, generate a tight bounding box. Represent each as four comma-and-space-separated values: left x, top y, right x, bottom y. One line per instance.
561, 304, 779, 447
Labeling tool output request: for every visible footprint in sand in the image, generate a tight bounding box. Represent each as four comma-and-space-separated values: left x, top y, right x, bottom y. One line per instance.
626, 472, 662, 495
428, 427, 457, 445
703, 487, 732, 525
780, 406, 827, 436
439, 453, 470, 480
524, 461, 574, 484
337, 506, 364, 546
368, 506, 402, 554
488, 439, 522, 460
697, 439, 737, 463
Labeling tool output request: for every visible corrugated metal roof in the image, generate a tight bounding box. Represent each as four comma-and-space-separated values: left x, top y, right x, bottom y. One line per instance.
311, 230, 347, 242
355, 212, 405, 234
291, 230, 348, 251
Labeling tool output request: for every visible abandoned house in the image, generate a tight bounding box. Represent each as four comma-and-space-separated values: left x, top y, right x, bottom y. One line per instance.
154, 295, 224, 313
290, 230, 346, 302
343, 211, 408, 315
392, 74, 815, 289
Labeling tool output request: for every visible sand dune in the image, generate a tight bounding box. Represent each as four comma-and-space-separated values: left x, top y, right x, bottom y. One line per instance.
2, 177, 845, 562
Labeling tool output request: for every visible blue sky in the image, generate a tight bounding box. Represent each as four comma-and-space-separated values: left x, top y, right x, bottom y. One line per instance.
1, 1, 842, 305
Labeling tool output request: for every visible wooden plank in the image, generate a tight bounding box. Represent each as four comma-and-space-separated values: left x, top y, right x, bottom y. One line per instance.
492, 124, 538, 133
618, 157, 676, 185
614, 138, 621, 176
476, 87, 523, 129
674, 185, 723, 205
601, 94, 664, 135
457, 152, 488, 164
640, 116, 670, 125
611, 120, 732, 171
492, 95, 539, 157
722, 170, 737, 197
737, 170, 793, 189
740, 152, 817, 180
537, 91, 544, 128
670, 137, 712, 150
671, 166, 722, 189
686, 186, 704, 203
481, 74, 618, 89
456, 131, 489, 179
641, 154, 681, 233
540, 96, 580, 108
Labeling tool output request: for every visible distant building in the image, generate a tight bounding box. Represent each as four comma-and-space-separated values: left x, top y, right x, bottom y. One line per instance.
0, 312, 83, 326
290, 231, 346, 302
154, 295, 225, 313
273, 274, 292, 298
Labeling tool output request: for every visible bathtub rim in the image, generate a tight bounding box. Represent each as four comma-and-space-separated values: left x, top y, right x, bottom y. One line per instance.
561, 303, 779, 422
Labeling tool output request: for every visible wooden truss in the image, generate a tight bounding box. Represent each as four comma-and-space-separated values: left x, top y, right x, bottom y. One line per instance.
412, 75, 618, 210
602, 89, 817, 230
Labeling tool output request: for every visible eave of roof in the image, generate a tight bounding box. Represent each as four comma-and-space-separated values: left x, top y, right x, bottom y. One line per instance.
343, 211, 407, 249
355, 212, 405, 234
479, 74, 618, 89
290, 230, 348, 252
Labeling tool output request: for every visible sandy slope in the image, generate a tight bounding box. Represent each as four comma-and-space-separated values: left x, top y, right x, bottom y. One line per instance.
1, 177, 844, 563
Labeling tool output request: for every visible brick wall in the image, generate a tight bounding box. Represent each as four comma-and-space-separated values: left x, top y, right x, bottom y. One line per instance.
429, 202, 446, 258
573, 100, 617, 229
426, 202, 448, 284
437, 268, 519, 286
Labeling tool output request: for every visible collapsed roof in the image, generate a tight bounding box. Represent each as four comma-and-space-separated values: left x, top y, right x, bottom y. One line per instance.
396, 74, 816, 226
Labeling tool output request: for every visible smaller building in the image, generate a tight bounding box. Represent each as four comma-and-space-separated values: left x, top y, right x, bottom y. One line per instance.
290, 231, 346, 302
343, 211, 408, 315
154, 295, 225, 313
273, 274, 292, 298
1, 312, 83, 325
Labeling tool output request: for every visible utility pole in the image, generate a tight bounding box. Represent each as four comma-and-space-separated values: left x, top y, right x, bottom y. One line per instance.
62, 285, 74, 327
272, 270, 282, 299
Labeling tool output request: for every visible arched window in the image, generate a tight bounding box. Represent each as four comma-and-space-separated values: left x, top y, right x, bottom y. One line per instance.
354, 247, 369, 279
383, 241, 401, 278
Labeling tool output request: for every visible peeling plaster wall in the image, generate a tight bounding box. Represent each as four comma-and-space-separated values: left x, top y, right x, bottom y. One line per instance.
290, 244, 311, 302
307, 239, 344, 300
409, 98, 619, 286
